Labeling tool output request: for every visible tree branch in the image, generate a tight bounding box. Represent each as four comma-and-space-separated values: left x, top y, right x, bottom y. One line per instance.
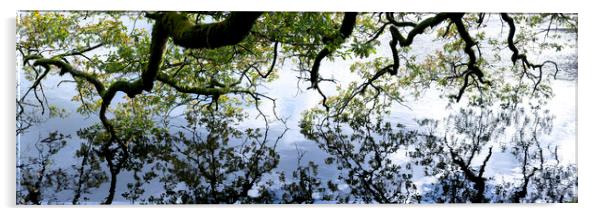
146, 12, 262, 49
500, 13, 560, 94
309, 12, 358, 89
450, 14, 490, 102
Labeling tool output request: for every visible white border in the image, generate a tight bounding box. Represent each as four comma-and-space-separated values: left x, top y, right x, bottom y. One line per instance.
10, 0, 581, 12
2, 0, 599, 215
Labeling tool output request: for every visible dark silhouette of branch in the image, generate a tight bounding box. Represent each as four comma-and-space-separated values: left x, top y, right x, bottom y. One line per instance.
500, 13, 560, 94
309, 12, 358, 89
450, 14, 490, 102
256, 41, 279, 79
385, 12, 417, 27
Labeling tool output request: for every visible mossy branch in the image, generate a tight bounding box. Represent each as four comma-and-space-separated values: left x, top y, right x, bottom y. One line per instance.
147, 12, 262, 49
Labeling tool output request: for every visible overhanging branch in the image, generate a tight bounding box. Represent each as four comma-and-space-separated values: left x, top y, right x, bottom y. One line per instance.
501, 13, 560, 94
146, 12, 262, 49
309, 12, 358, 89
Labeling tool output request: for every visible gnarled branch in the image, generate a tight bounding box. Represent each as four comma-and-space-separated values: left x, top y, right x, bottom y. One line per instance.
146, 12, 262, 49
501, 13, 560, 94
309, 12, 358, 89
